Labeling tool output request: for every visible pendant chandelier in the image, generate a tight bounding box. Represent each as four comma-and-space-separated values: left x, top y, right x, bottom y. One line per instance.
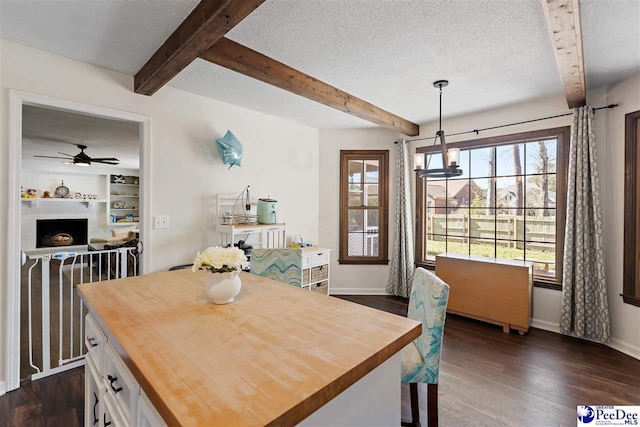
414, 80, 463, 178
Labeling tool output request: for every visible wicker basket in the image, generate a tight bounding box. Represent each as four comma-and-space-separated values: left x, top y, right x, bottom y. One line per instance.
311, 265, 328, 282
302, 269, 310, 285
311, 281, 328, 295
50, 233, 73, 246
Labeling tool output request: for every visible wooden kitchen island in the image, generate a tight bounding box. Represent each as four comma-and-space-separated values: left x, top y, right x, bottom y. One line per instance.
77, 270, 421, 426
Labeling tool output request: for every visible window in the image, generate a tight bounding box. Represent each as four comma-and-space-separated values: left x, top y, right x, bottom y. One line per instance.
416, 127, 569, 286
339, 150, 389, 264
623, 110, 640, 307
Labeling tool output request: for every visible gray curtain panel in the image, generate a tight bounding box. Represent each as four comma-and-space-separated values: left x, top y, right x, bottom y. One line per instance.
560, 106, 610, 342
386, 139, 415, 297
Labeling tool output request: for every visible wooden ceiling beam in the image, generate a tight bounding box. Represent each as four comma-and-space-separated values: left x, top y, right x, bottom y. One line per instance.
134, 0, 265, 96
541, 0, 587, 109
200, 38, 420, 136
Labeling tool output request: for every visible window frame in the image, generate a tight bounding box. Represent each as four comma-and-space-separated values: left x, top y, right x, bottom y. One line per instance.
415, 127, 570, 289
623, 110, 640, 307
338, 150, 390, 265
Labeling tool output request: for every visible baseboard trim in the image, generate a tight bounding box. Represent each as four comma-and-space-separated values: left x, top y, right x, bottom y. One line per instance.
530, 318, 561, 333
609, 338, 640, 360
529, 319, 639, 361
332, 296, 640, 361
330, 288, 391, 296
0, 380, 6, 396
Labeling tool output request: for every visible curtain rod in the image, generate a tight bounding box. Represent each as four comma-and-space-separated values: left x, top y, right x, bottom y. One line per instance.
403, 104, 619, 143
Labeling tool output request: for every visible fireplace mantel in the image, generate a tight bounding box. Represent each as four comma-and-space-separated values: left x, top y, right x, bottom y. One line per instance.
21, 198, 107, 207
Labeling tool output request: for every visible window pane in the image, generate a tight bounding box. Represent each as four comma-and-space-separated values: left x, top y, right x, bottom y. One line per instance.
430, 211, 447, 236
366, 210, 379, 228
447, 212, 468, 238
456, 150, 470, 179
496, 143, 524, 176
365, 184, 379, 206
425, 180, 447, 213
470, 209, 496, 239
496, 239, 525, 261
347, 232, 366, 256
496, 176, 524, 209
425, 234, 445, 260
525, 139, 557, 175
445, 236, 468, 256
470, 238, 496, 257
447, 178, 470, 208
525, 175, 556, 209
524, 241, 556, 276
364, 160, 379, 183
348, 160, 364, 183
348, 188, 363, 206
470, 147, 494, 178
348, 210, 364, 232
362, 210, 379, 256
524, 209, 556, 243
497, 209, 525, 242
470, 178, 492, 212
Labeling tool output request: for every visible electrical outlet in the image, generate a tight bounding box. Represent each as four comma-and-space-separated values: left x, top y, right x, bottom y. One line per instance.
154, 215, 169, 229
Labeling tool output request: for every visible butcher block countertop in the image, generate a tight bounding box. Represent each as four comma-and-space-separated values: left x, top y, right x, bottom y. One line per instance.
77, 270, 421, 426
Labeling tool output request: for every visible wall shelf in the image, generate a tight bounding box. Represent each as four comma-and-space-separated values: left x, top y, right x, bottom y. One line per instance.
108, 175, 139, 225
21, 198, 107, 207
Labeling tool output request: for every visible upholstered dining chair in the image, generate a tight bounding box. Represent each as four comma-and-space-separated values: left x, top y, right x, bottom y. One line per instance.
250, 248, 303, 287
401, 267, 450, 427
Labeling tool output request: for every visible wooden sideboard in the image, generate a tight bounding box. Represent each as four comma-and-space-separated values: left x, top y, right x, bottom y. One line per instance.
435, 253, 533, 333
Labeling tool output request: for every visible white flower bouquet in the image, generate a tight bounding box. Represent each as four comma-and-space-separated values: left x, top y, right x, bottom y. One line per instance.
192, 246, 249, 273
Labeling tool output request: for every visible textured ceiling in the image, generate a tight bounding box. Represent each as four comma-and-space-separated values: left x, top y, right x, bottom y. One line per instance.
1, 0, 639, 132
22, 105, 140, 170
581, 0, 640, 89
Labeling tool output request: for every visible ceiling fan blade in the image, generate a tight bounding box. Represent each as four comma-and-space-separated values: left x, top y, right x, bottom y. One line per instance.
34, 155, 74, 160
90, 157, 120, 162
57, 152, 76, 157
93, 160, 120, 165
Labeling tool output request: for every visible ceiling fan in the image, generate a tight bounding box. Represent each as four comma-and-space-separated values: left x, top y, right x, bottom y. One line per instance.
34, 144, 119, 166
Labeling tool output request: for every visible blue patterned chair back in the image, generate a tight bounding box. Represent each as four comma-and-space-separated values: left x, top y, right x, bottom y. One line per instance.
250, 249, 303, 287
407, 267, 450, 384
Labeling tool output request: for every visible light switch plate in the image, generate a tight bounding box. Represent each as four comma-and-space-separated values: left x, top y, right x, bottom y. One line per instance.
154, 215, 169, 229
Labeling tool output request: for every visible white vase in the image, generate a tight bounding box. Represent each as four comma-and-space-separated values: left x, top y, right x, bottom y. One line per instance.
204, 270, 242, 304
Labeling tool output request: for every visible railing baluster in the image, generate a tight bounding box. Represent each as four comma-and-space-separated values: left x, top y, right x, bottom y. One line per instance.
41, 255, 51, 372
27, 259, 41, 374
58, 259, 64, 367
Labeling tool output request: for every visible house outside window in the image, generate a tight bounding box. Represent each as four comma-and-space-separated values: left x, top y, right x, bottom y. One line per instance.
416, 127, 569, 286
339, 150, 389, 265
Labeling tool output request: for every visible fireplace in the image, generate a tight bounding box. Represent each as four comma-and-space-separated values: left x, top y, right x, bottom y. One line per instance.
36, 219, 88, 248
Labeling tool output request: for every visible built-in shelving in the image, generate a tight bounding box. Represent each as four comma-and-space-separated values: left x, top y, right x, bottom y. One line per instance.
108, 175, 139, 226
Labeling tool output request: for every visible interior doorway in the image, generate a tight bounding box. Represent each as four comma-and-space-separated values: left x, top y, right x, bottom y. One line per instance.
6, 90, 151, 391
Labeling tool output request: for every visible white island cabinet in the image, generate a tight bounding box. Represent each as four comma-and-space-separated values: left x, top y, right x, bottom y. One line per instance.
78, 270, 420, 426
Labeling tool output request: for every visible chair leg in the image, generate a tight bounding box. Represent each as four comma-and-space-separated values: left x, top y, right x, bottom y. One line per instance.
427, 383, 438, 427
410, 383, 422, 427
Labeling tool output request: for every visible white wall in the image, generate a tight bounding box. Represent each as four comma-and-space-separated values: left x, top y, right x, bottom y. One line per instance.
598, 73, 640, 358
0, 40, 320, 382
320, 86, 640, 358
319, 127, 399, 294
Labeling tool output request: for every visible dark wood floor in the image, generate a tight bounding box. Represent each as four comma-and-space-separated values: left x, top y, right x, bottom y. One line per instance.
338, 295, 640, 426
2, 295, 639, 427
0, 367, 84, 427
